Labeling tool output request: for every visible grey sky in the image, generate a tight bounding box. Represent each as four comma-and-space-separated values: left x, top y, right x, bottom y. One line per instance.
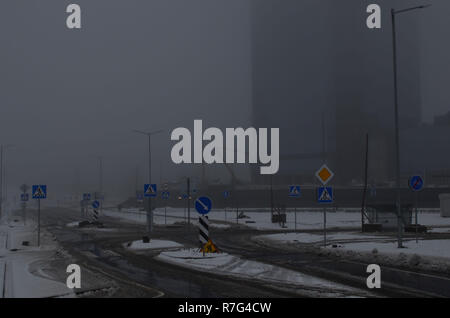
0, 0, 448, 202
0, 0, 252, 200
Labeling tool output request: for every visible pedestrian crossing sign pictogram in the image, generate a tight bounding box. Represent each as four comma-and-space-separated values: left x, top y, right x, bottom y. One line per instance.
318, 187, 333, 204
288, 185, 301, 198
315, 164, 334, 185
32, 185, 47, 199
144, 184, 157, 197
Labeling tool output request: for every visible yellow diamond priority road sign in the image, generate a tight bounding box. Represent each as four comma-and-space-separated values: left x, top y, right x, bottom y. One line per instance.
315, 164, 334, 185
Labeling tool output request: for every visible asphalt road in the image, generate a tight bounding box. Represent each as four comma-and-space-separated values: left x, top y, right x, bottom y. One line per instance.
33, 207, 450, 298
38, 207, 305, 297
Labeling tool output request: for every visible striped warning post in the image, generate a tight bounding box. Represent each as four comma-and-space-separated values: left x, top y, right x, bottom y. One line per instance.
198, 215, 209, 245
92, 209, 99, 222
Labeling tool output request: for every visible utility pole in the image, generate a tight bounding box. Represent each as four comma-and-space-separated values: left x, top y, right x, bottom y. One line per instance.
391, 4, 430, 248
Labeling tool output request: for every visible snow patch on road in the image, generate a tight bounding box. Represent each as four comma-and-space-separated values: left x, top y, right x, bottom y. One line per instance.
157, 249, 374, 297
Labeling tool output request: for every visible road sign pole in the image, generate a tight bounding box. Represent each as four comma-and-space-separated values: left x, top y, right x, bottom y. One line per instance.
23, 201, 26, 226
323, 207, 327, 247
415, 192, 419, 244
187, 178, 191, 226
165, 206, 167, 225
409, 175, 424, 244
198, 215, 209, 248
294, 207, 297, 232
195, 196, 213, 247
224, 197, 227, 221
38, 198, 41, 247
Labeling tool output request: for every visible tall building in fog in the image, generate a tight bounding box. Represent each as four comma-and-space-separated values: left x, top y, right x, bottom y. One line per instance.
251, 0, 422, 185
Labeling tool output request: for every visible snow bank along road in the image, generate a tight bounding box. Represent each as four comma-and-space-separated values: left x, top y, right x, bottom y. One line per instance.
38, 207, 450, 298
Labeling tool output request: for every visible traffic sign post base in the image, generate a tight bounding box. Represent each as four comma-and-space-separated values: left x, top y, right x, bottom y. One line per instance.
200, 239, 218, 254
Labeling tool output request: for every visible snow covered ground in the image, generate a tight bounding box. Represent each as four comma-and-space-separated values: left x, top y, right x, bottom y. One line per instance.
335, 239, 450, 260
102, 207, 233, 229
254, 232, 390, 245
255, 230, 450, 270
0, 220, 75, 298
125, 239, 182, 251
103, 207, 450, 231
156, 249, 375, 297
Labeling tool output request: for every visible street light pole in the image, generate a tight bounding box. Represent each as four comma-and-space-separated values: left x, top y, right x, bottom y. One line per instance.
0, 144, 15, 222
132, 129, 163, 236
99, 157, 103, 194
148, 134, 152, 232
0, 145, 3, 221
391, 4, 430, 248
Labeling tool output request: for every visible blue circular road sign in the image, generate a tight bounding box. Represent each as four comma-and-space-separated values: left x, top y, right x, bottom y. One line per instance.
409, 175, 424, 192
92, 200, 100, 209
195, 196, 212, 215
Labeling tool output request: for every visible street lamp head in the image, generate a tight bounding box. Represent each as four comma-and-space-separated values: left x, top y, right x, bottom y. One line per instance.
393, 4, 432, 15
132, 129, 164, 136
132, 129, 149, 136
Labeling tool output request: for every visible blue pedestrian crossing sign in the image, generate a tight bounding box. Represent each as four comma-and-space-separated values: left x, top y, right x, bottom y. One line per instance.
318, 187, 333, 204
144, 184, 157, 197
21, 193, 29, 202
92, 200, 100, 209
83, 193, 91, 201
223, 191, 230, 198
409, 175, 424, 192
195, 196, 212, 215
162, 191, 170, 199
288, 185, 301, 198
32, 185, 47, 199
